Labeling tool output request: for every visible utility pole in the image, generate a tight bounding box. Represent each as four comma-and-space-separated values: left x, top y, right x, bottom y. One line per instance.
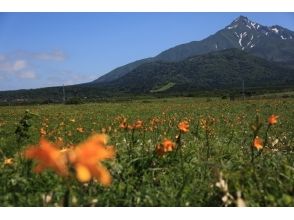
242, 79, 245, 101
62, 84, 66, 103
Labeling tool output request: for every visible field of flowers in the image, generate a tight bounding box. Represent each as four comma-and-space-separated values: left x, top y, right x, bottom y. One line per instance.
0, 97, 293, 206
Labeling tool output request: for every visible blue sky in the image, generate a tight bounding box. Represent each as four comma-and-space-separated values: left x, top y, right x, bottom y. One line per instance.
0, 12, 293, 91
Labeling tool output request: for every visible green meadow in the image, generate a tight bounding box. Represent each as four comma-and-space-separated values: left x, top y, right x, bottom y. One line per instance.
0, 97, 293, 206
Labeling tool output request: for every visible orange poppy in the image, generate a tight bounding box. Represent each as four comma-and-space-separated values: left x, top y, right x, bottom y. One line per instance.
252, 136, 263, 150
24, 138, 68, 176
268, 114, 279, 125
69, 134, 115, 186
178, 121, 189, 133
156, 139, 176, 156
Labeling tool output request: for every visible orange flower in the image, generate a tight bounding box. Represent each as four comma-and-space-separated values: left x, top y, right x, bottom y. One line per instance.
24, 138, 68, 176
268, 114, 279, 125
133, 120, 143, 129
69, 134, 115, 186
156, 139, 176, 156
252, 136, 263, 150
4, 158, 13, 166
119, 117, 128, 129
178, 120, 189, 133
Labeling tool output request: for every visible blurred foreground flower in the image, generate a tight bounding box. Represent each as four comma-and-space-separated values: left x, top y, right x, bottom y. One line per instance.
24, 138, 68, 176
69, 134, 115, 186
156, 138, 176, 156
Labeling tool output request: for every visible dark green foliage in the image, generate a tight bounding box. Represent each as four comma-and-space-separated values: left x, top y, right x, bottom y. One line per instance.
108, 49, 294, 94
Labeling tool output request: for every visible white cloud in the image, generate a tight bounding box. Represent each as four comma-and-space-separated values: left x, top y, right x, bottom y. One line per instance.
33, 50, 66, 61
18, 70, 36, 79
13, 60, 27, 71
0, 49, 67, 82
0, 57, 29, 80
0, 59, 26, 73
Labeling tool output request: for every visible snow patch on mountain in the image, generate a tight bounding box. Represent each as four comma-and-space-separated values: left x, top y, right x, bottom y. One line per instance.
281, 35, 287, 40
271, 27, 279, 33
227, 24, 238, 29
251, 22, 256, 29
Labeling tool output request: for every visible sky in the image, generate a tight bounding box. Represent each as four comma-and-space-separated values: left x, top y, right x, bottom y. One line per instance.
0, 12, 294, 91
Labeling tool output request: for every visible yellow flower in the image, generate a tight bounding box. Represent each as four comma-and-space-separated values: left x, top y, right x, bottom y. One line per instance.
252, 136, 263, 150
24, 138, 68, 176
156, 139, 176, 156
69, 134, 115, 186
4, 158, 13, 166
268, 114, 279, 125
178, 120, 189, 133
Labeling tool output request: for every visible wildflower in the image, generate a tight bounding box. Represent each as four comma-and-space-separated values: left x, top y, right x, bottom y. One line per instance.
39, 127, 47, 136
215, 172, 234, 207
268, 114, 279, 125
178, 120, 189, 133
235, 191, 246, 207
252, 136, 263, 150
119, 117, 128, 129
69, 134, 115, 186
156, 139, 176, 156
24, 138, 68, 176
133, 120, 143, 129
76, 127, 84, 133
4, 158, 13, 166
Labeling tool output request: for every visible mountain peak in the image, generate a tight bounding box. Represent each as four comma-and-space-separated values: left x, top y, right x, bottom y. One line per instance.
231, 15, 250, 25
227, 15, 263, 31
235, 15, 249, 22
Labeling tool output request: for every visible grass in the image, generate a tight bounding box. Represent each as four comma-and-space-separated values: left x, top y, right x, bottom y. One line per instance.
0, 97, 293, 206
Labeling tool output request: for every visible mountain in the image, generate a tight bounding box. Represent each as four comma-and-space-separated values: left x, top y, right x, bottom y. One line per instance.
1, 49, 294, 103
93, 15, 294, 83
104, 49, 294, 94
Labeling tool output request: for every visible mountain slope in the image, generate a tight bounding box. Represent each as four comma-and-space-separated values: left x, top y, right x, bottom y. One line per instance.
94, 15, 294, 83
106, 49, 294, 94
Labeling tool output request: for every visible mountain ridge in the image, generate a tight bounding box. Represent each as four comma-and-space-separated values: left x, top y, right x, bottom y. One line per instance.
93, 15, 294, 83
